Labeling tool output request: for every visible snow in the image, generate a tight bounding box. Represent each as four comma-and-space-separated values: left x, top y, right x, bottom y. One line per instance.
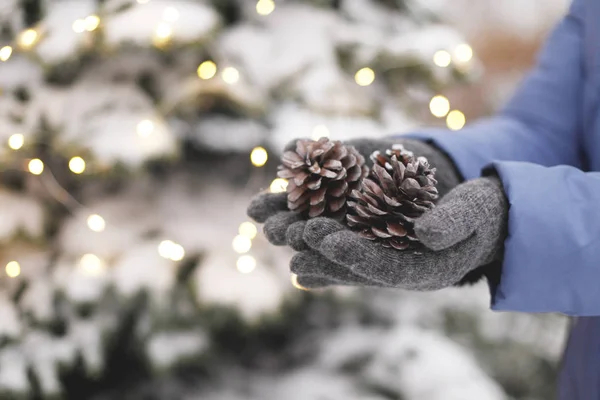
103, 1, 221, 47
35, 1, 96, 64
0, 189, 45, 243
192, 117, 268, 152
147, 331, 209, 370
70, 319, 105, 375
364, 326, 505, 400
111, 242, 176, 300
0, 295, 21, 339
194, 252, 290, 321
21, 279, 55, 322
0, 347, 29, 395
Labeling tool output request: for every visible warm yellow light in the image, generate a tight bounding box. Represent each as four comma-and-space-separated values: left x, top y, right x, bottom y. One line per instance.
221, 67, 240, 84
69, 156, 86, 174
238, 222, 258, 239
79, 254, 105, 275
28, 159, 44, 175
5, 261, 20, 278
158, 240, 185, 261
0, 46, 13, 61
429, 95, 450, 118
312, 124, 330, 140
87, 214, 106, 232
197, 61, 217, 80
256, 0, 276, 16
355, 67, 375, 87
136, 119, 154, 137
236, 255, 257, 274
8, 134, 24, 150
163, 7, 179, 22
250, 146, 268, 167
153, 23, 172, 47
232, 235, 252, 254
72, 19, 86, 33
269, 178, 288, 193
84, 15, 100, 32
433, 50, 452, 67
169, 243, 185, 261
18, 29, 39, 49
454, 43, 473, 63
446, 110, 466, 131
291, 273, 309, 291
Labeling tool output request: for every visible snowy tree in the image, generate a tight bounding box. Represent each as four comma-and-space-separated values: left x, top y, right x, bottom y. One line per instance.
0, 0, 565, 399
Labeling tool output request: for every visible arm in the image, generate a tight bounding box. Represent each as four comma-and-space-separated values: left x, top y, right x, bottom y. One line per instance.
489, 162, 600, 315
405, 0, 586, 180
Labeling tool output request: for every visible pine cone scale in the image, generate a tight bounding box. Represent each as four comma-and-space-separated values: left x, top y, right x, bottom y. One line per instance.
278, 139, 368, 220
348, 145, 439, 250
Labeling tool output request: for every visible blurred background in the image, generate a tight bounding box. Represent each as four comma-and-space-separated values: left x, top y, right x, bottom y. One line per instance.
0, 0, 570, 399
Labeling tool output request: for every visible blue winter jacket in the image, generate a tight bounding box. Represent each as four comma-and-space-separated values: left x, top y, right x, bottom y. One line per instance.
406, 0, 600, 397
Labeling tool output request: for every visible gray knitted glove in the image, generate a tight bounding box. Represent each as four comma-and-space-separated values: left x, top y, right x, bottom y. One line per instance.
247, 138, 461, 250
291, 176, 508, 290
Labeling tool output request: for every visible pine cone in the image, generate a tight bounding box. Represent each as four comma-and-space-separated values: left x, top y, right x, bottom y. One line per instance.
277, 138, 368, 219
347, 144, 439, 250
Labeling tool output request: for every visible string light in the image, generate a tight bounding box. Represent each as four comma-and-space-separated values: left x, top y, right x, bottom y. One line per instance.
72, 19, 86, 33
232, 235, 252, 254
453, 44, 473, 63
238, 222, 258, 239
5, 261, 20, 278
221, 67, 240, 84
312, 124, 330, 140
163, 7, 179, 22
153, 23, 172, 47
237, 255, 257, 274
446, 110, 466, 130
8, 134, 24, 150
18, 29, 39, 49
87, 214, 106, 232
250, 147, 268, 167
136, 119, 154, 137
256, 0, 276, 16
429, 95, 450, 118
158, 240, 185, 261
28, 159, 44, 175
0, 46, 13, 61
291, 273, 309, 291
269, 178, 288, 193
355, 67, 375, 86
69, 156, 86, 174
84, 15, 101, 32
79, 254, 105, 275
433, 50, 452, 67
197, 61, 217, 80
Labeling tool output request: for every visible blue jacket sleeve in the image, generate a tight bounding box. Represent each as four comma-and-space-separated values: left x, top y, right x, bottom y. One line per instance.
405, 0, 586, 179
489, 162, 600, 315
401, 1, 600, 315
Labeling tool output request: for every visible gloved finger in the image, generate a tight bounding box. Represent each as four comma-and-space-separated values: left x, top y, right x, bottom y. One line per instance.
290, 251, 376, 285
263, 212, 303, 246
303, 217, 348, 250
317, 229, 376, 267
286, 221, 308, 251
413, 179, 501, 251
295, 275, 336, 289
247, 192, 289, 223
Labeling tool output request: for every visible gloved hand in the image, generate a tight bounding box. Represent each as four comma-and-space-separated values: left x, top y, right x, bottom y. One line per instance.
247, 138, 462, 249
289, 176, 509, 290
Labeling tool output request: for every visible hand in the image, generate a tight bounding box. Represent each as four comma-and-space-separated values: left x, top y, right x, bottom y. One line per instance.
247, 138, 462, 249
290, 177, 508, 290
